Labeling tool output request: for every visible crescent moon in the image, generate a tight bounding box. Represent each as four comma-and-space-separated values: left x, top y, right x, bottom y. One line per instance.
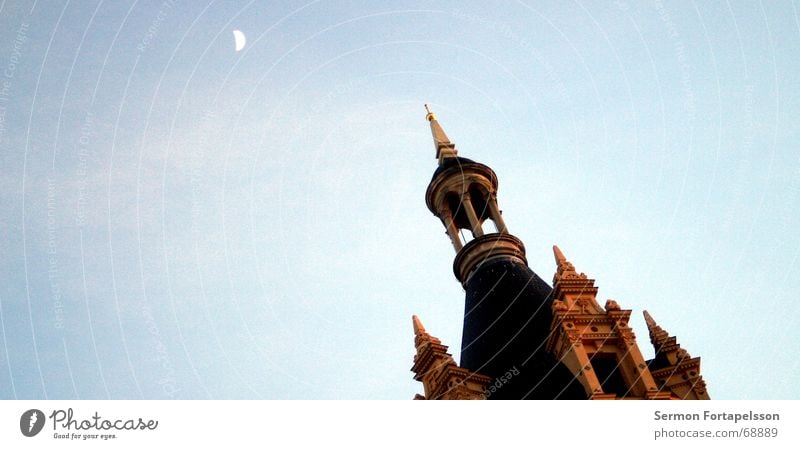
233, 29, 246, 52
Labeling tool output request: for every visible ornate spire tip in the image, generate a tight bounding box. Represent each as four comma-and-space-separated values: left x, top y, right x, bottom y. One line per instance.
424, 104, 436, 122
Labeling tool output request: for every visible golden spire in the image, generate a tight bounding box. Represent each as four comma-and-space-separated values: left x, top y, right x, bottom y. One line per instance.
424, 104, 437, 122
424, 104, 457, 163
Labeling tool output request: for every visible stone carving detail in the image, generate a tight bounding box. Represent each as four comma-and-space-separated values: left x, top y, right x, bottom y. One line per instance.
410, 315, 491, 400
544, 246, 711, 400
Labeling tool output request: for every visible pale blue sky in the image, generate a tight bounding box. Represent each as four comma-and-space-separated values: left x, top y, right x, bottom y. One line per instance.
0, 0, 798, 399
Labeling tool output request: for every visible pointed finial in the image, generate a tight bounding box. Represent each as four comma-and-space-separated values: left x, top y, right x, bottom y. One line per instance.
643, 310, 693, 363
424, 105, 456, 162
643, 310, 670, 347
424, 104, 437, 121
643, 310, 656, 327
552, 245, 580, 285
553, 245, 567, 265
412, 315, 426, 336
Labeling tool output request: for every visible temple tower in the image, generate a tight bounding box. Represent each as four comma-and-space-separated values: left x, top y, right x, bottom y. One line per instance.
411, 107, 709, 400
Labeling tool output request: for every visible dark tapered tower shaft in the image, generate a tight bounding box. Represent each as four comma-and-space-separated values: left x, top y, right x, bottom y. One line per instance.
423, 107, 583, 399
